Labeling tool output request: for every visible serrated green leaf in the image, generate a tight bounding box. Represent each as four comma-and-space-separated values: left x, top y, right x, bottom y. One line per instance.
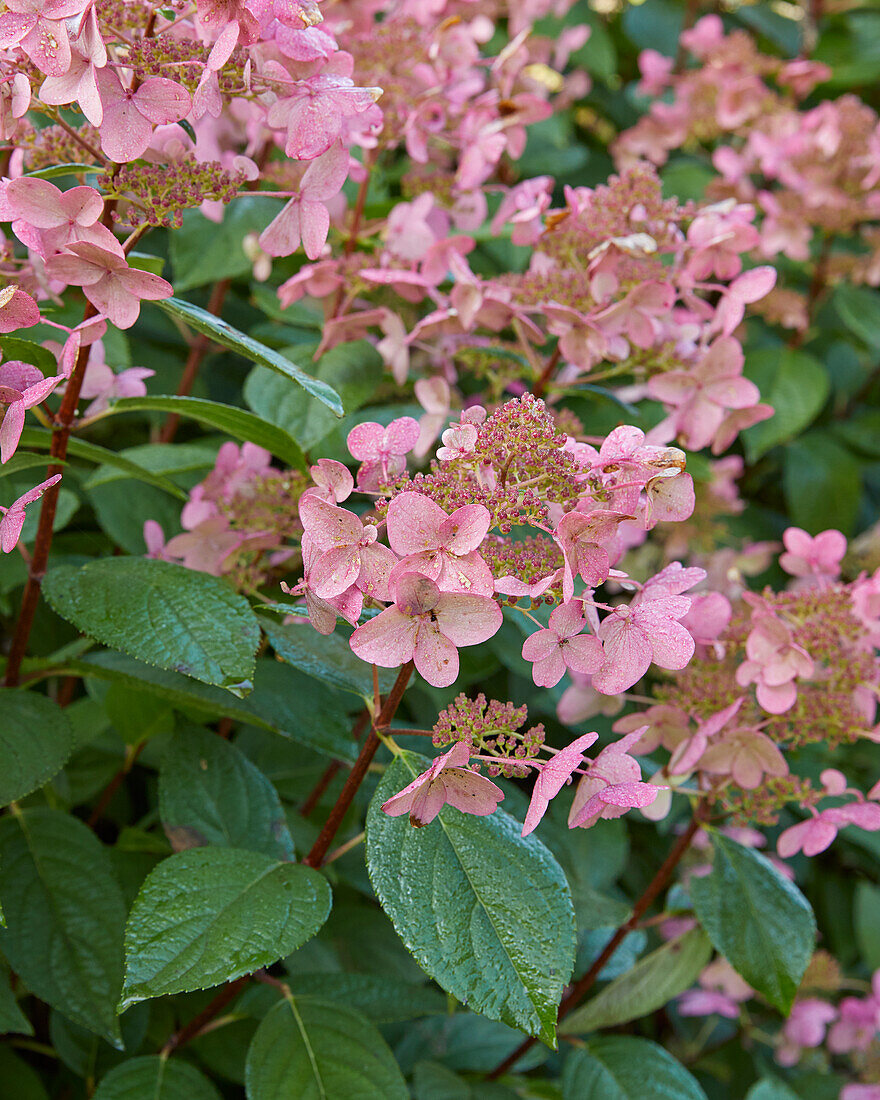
107, 395, 305, 471
285, 972, 447, 1023
92, 1056, 221, 1100
366, 752, 576, 1047
121, 848, 331, 1008
743, 349, 829, 461
245, 995, 408, 1100
690, 832, 815, 1014
0, 692, 74, 805
18, 427, 187, 499
244, 339, 382, 449
562, 1037, 707, 1100
71, 652, 359, 763
43, 559, 260, 695
170, 198, 284, 292
153, 297, 343, 415
159, 726, 295, 859
0, 808, 125, 1045
563, 929, 711, 1034
260, 614, 395, 700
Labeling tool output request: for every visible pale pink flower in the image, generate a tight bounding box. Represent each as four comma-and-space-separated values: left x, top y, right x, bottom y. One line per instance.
735, 614, 812, 714
307, 458, 353, 504
413, 376, 450, 458
45, 243, 173, 329
522, 732, 599, 837
349, 572, 502, 688
436, 422, 478, 463
712, 266, 777, 336
779, 998, 837, 1060
679, 958, 753, 1019
554, 509, 626, 601
259, 141, 349, 260
636, 49, 673, 97
827, 993, 880, 1054
779, 527, 846, 584
0, 286, 40, 332
96, 69, 191, 163
0, 474, 61, 552
76, 358, 154, 417
0, 360, 63, 462
381, 740, 503, 827
386, 491, 492, 596
282, 535, 362, 636
521, 601, 604, 688
267, 74, 381, 160
298, 495, 396, 601
346, 416, 419, 492
591, 593, 694, 696
0, 0, 86, 76
699, 728, 788, 789
648, 338, 761, 452
164, 515, 268, 575
490, 176, 553, 245
778, 801, 880, 858
568, 728, 661, 828
5, 178, 116, 258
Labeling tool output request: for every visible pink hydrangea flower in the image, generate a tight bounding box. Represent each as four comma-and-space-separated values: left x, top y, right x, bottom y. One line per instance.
385, 491, 493, 596
0, 286, 40, 332
436, 422, 478, 462
712, 266, 776, 336
0, 360, 63, 463
521, 732, 599, 837
0, 474, 62, 553
778, 801, 880, 858
591, 590, 695, 696
568, 729, 661, 829
298, 494, 397, 601
4, 177, 117, 258
0, 0, 87, 76
46, 243, 173, 329
735, 614, 812, 714
267, 74, 381, 160
776, 998, 838, 1065
521, 601, 604, 688
307, 458, 353, 504
282, 534, 362, 636
554, 509, 626, 600
381, 740, 503, 828
346, 416, 420, 491
678, 958, 753, 1019
75, 357, 154, 417
259, 141, 349, 260
779, 527, 846, 584
96, 69, 191, 163
827, 989, 880, 1055
349, 572, 502, 688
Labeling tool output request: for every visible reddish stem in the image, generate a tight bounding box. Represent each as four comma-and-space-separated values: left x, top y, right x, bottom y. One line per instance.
486, 807, 706, 1080
86, 741, 147, 829
302, 662, 413, 868
160, 975, 250, 1056
532, 346, 561, 399
298, 710, 369, 818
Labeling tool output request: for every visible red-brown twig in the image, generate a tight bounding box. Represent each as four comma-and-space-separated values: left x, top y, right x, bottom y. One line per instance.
160, 975, 250, 1057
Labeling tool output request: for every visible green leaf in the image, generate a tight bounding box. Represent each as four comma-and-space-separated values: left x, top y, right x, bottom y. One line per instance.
71, 652, 359, 763
563, 929, 712, 1034
745, 1080, 802, 1100
107, 395, 305, 471
153, 297, 343, 416
244, 339, 382, 450
43, 559, 261, 695
0, 336, 57, 375
260, 615, 395, 700
286, 972, 447, 1023
170, 198, 284, 291
0, 691, 74, 805
562, 1037, 707, 1100
690, 832, 815, 1014
831, 410, 880, 458
412, 1061, 471, 1100
18, 427, 187, 499
366, 752, 576, 1046
0, 452, 65, 481
92, 1056, 221, 1100
743, 349, 829, 461
0, 968, 33, 1036
85, 441, 218, 489
121, 848, 331, 1009
855, 882, 880, 969
24, 162, 97, 179
244, 995, 408, 1100
783, 432, 862, 536
159, 726, 295, 859
0, 808, 125, 1045
0, 1046, 49, 1100
834, 283, 880, 349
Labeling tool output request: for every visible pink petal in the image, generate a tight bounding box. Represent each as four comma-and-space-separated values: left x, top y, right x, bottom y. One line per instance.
394, 572, 441, 616
522, 628, 558, 663
6, 177, 67, 228
386, 491, 446, 555
300, 199, 330, 261
312, 544, 361, 599
259, 198, 303, 258
133, 77, 191, 124
346, 421, 384, 461
593, 615, 652, 695
564, 633, 605, 675
413, 622, 459, 687
598, 781, 659, 808
439, 503, 490, 555
522, 731, 598, 836
299, 494, 362, 549
434, 593, 502, 646
441, 768, 504, 816
384, 416, 420, 456
350, 606, 417, 668
531, 649, 567, 688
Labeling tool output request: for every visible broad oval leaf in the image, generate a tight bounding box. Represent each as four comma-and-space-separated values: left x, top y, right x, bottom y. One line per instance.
0, 808, 125, 1045
121, 848, 331, 1009
834, 283, 880, 349
783, 432, 861, 536
93, 1056, 220, 1100
170, 198, 284, 292
159, 726, 295, 859
153, 297, 343, 415
690, 832, 816, 1014
743, 348, 829, 461
0, 692, 74, 806
0, 969, 33, 1036
244, 995, 408, 1100
43, 559, 261, 695
563, 929, 712, 1035
366, 752, 576, 1047
562, 1036, 707, 1100
108, 395, 305, 471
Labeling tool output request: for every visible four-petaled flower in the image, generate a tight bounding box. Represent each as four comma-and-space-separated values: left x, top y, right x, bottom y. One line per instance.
381, 741, 504, 827
521, 601, 604, 688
